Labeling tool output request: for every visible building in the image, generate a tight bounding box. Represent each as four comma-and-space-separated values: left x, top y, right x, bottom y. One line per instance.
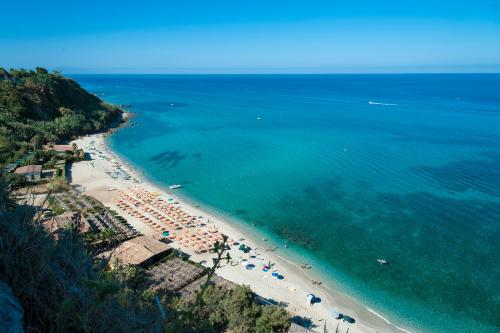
14, 165, 42, 181
2, 163, 18, 173
45, 144, 74, 153
42, 211, 91, 239
99, 236, 172, 268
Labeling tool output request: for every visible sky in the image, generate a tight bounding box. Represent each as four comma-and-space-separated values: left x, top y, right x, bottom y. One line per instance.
1, 0, 500, 73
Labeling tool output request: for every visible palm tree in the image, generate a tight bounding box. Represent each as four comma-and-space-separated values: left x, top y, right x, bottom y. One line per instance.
99, 228, 117, 249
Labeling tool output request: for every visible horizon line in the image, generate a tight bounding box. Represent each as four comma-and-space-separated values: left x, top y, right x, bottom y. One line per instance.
66, 72, 500, 75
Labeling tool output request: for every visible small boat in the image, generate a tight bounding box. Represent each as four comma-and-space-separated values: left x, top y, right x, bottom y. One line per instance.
169, 184, 182, 190
377, 259, 389, 265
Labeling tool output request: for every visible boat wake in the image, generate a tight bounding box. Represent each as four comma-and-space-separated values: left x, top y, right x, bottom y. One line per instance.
368, 101, 398, 106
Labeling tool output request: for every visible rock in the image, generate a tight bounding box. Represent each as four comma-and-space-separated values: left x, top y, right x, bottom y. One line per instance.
0, 282, 24, 333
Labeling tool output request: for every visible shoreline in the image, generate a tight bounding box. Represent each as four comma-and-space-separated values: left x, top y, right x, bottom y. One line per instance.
70, 130, 412, 333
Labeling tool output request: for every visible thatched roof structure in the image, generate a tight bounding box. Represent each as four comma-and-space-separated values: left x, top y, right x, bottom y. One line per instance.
178, 274, 236, 297
143, 257, 237, 297
100, 236, 171, 268
42, 211, 91, 237
145, 258, 205, 293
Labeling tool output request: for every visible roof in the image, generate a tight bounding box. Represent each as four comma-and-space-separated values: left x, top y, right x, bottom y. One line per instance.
14, 165, 42, 175
42, 211, 91, 235
145, 258, 205, 293
3, 163, 18, 173
43, 212, 75, 234
178, 273, 236, 297
100, 236, 171, 268
49, 145, 73, 152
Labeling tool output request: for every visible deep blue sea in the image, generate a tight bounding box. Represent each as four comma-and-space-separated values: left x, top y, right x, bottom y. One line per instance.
72, 74, 500, 332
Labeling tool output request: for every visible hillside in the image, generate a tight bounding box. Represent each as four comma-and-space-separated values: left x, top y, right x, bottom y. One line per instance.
0, 67, 122, 163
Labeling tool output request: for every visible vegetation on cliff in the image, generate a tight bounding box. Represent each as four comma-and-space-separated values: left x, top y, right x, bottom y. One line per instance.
0, 180, 290, 332
0, 67, 122, 164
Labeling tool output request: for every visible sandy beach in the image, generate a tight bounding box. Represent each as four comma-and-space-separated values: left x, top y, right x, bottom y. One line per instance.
70, 132, 411, 333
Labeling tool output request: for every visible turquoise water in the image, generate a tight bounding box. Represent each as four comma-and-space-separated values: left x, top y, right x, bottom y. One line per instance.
72, 74, 500, 332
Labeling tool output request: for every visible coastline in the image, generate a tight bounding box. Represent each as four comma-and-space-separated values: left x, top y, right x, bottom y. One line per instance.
70, 128, 412, 333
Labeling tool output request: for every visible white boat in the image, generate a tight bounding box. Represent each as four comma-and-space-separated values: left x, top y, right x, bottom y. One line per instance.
169, 184, 182, 190
377, 259, 389, 265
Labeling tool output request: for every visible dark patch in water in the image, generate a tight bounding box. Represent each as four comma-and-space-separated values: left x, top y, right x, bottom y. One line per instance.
148, 150, 187, 170
414, 151, 500, 197
255, 181, 500, 328
235, 209, 249, 216
192, 153, 203, 159
112, 118, 176, 143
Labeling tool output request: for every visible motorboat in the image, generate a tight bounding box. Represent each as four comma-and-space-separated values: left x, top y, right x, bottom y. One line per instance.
169, 184, 182, 190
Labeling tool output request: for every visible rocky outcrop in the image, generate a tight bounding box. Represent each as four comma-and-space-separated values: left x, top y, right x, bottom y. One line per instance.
0, 282, 23, 333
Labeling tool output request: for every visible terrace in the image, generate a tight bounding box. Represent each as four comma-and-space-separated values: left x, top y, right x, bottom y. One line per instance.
52, 190, 139, 241
143, 257, 206, 293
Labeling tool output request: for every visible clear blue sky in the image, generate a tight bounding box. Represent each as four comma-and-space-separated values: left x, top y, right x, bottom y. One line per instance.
2, 0, 500, 73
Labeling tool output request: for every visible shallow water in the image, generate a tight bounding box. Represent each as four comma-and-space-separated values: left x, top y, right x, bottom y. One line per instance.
72, 74, 500, 332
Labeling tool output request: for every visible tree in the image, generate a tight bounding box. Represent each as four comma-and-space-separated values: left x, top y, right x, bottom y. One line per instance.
35, 67, 49, 75
255, 306, 290, 332
223, 286, 260, 332
99, 228, 117, 249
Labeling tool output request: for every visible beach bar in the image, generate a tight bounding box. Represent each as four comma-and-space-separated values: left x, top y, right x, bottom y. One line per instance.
99, 235, 172, 268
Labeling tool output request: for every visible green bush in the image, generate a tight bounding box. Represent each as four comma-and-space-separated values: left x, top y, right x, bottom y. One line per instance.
0, 198, 163, 332
255, 306, 290, 333
176, 284, 290, 333
0, 68, 122, 164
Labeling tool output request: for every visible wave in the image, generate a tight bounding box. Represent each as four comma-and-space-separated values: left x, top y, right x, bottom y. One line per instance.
366, 307, 414, 333
369, 101, 398, 106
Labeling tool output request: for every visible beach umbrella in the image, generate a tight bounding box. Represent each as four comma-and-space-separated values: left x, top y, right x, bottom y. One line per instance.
332, 309, 343, 320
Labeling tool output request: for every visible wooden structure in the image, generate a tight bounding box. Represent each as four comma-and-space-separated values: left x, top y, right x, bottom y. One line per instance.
100, 236, 172, 268
42, 211, 91, 239
14, 165, 42, 181
144, 258, 205, 293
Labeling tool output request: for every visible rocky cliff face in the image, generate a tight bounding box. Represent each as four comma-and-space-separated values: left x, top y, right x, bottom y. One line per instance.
0, 282, 24, 333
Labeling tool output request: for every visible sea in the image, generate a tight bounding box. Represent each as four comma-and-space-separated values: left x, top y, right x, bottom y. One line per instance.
71, 74, 500, 333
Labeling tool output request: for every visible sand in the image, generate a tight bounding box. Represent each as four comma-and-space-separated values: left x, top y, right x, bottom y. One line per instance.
70, 132, 412, 333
